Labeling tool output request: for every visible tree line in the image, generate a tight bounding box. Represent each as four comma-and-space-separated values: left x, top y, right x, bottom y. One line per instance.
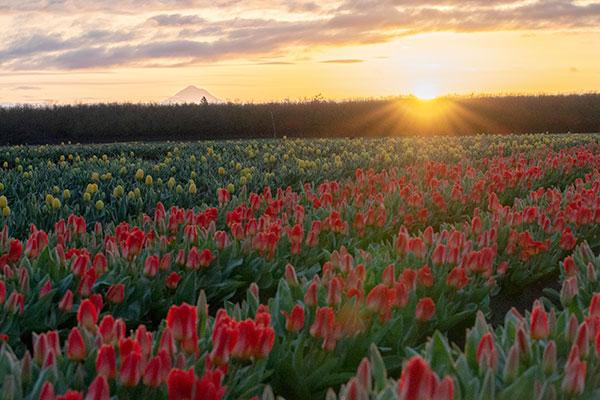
1, 94, 600, 144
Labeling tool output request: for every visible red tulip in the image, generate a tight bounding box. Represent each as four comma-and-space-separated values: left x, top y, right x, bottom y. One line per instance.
144, 255, 159, 277
284, 264, 298, 286
589, 293, 600, 317
124, 228, 144, 260
96, 344, 116, 379
143, 356, 163, 387
417, 266, 433, 288
92, 253, 107, 275
327, 277, 342, 306
310, 307, 336, 341
304, 280, 319, 307
119, 352, 142, 387
77, 299, 98, 331
446, 267, 468, 290
5, 291, 24, 314
39, 381, 55, 400
198, 249, 215, 268
66, 328, 86, 361
85, 376, 110, 400
530, 303, 550, 340
166, 303, 197, 343
282, 304, 305, 332
397, 356, 435, 400
476, 332, 497, 371
366, 284, 393, 319
415, 298, 435, 322
345, 377, 368, 400
356, 357, 371, 391
106, 284, 124, 304
562, 356, 586, 396
543, 341, 557, 374
7, 239, 22, 263
165, 272, 181, 289
434, 376, 455, 400
563, 256, 577, 277
186, 247, 200, 269
59, 290, 74, 312
167, 368, 194, 400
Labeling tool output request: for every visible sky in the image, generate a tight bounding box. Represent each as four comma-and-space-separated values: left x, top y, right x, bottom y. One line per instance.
1, 0, 600, 104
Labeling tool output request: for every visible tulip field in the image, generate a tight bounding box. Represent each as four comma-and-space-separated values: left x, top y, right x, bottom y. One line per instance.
1, 134, 600, 400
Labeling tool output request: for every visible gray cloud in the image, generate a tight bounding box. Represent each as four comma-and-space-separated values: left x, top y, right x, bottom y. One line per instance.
2, 0, 600, 70
149, 14, 206, 26
13, 86, 41, 90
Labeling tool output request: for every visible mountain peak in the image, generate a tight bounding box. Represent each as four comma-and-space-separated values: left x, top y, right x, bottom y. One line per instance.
162, 86, 221, 104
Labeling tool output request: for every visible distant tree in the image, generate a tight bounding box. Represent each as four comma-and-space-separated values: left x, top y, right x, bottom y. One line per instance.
201, 96, 208, 106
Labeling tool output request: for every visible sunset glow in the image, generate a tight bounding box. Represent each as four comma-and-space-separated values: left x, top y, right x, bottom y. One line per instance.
1, 1, 600, 104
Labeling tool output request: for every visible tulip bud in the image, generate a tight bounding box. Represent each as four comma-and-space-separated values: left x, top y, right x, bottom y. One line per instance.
85, 375, 110, 400
304, 281, 319, 307
106, 284, 125, 304
77, 299, 98, 331
327, 277, 342, 306
589, 293, 600, 317
249, 282, 260, 300
119, 352, 142, 387
66, 328, 86, 361
516, 326, 531, 363
433, 376, 454, 400
96, 345, 116, 379
356, 357, 371, 391
144, 255, 159, 277
503, 344, 520, 383
282, 304, 305, 332
284, 264, 299, 287
561, 358, 586, 396
345, 377, 368, 400
39, 381, 55, 400
543, 341, 557, 375
165, 272, 181, 289
587, 262, 597, 283
530, 304, 550, 340
575, 322, 589, 358
397, 356, 435, 400
560, 277, 578, 305
415, 297, 436, 322
143, 356, 163, 387
477, 333, 497, 371
59, 290, 74, 312
566, 314, 579, 343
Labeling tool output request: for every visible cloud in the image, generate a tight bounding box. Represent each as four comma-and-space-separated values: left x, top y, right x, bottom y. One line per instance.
13, 86, 41, 90
149, 14, 206, 26
2, 0, 600, 70
320, 59, 364, 63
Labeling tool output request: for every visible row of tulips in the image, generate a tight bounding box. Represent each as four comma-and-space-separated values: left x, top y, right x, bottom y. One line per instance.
330, 241, 600, 399
1, 136, 598, 238
1, 164, 597, 353
0, 290, 277, 400
1, 240, 599, 399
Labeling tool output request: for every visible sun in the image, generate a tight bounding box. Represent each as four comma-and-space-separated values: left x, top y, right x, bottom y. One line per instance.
413, 83, 439, 100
